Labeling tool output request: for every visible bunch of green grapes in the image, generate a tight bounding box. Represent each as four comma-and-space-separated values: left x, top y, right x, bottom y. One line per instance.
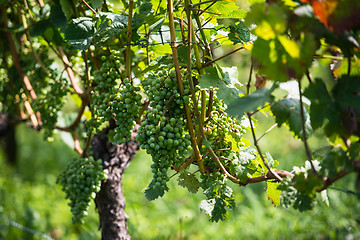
200, 91, 246, 172
87, 53, 119, 132
108, 77, 142, 145
88, 51, 141, 144
57, 157, 107, 223
34, 71, 68, 139
136, 69, 192, 194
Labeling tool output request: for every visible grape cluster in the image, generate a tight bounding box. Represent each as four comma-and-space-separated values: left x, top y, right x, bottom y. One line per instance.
137, 69, 192, 193
34, 72, 68, 139
108, 77, 142, 145
57, 157, 107, 223
88, 52, 141, 144
87, 54, 119, 131
200, 92, 245, 171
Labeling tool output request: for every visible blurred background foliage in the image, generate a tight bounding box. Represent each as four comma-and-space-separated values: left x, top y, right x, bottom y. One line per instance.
1, 117, 359, 239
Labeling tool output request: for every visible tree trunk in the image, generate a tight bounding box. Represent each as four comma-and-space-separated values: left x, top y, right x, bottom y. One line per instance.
0, 113, 17, 165
92, 124, 139, 240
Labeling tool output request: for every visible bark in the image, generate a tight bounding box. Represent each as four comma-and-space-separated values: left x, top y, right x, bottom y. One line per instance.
0, 113, 17, 165
92, 124, 139, 240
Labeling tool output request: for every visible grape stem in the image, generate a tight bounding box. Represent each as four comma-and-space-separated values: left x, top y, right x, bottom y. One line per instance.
297, 79, 319, 176
167, 0, 205, 173
247, 113, 283, 182
57, 47, 84, 95
125, 0, 134, 81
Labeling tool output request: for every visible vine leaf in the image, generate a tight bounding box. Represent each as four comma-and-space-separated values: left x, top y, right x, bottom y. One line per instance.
226, 85, 275, 120
198, 66, 242, 106
303, 79, 334, 130
246, 3, 317, 82
228, 20, 251, 44
198, 66, 221, 89
148, 15, 166, 33
143, 181, 168, 201
200, 199, 215, 217
90, 0, 103, 9
208, 0, 247, 19
271, 98, 312, 139
94, 12, 128, 44
177, 171, 200, 193
60, 0, 75, 19
64, 17, 95, 50
267, 181, 281, 207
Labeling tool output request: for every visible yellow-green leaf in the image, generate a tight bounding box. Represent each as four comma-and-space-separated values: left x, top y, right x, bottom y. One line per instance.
267, 181, 281, 207
278, 35, 300, 58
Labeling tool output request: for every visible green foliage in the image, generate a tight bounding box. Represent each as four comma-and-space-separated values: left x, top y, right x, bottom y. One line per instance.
2, 0, 360, 234
271, 98, 312, 139
177, 171, 200, 193
227, 85, 275, 120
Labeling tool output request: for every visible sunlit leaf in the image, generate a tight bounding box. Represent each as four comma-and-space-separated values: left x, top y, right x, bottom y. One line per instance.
271, 98, 312, 139
267, 181, 281, 207
227, 86, 275, 120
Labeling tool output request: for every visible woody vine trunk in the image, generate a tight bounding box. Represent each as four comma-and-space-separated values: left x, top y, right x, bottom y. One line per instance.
92, 123, 139, 240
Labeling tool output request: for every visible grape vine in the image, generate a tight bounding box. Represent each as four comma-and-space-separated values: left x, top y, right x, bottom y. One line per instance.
2, 0, 360, 229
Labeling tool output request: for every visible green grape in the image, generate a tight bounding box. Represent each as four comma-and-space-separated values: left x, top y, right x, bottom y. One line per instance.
56, 157, 107, 223
137, 69, 192, 196
34, 70, 68, 140
88, 51, 141, 145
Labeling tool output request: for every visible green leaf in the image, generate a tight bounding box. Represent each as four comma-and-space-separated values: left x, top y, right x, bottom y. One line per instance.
267, 181, 281, 207
148, 15, 166, 33
32, 20, 53, 36
50, 2, 67, 28
227, 86, 275, 120
332, 75, 360, 111
271, 98, 312, 139
90, 0, 102, 9
225, 133, 241, 153
177, 171, 200, 193
94, 12, 128, 44
208, 0, 247, 19
59, 0, 74, 19
228, 20, 251, 44
200, 199, 215, 217
252, 34, 317, 82
144, 180, 168, 201
198, 66, 221, 89
321, 148, 349, 178
245, 3, 287, 40
64, 17, 95, 50
303, 79, 334, 130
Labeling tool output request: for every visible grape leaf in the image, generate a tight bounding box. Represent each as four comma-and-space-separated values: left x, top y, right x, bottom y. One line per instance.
198, 66, 242, 106
94, 12, 128, 44
302, 0, 360, 35
271, 98, 312, 139
303, 79, 334, 130
148, 15, 166, 33
64, 17, 95, 50
90, 0, 102, 9
60, 0, 75, 19
200, 199, 215, 217
177, 171, 200, 193
228, 21, 251, 44
245, 3, 287, 40
143, 181, 168, 201
226, 86, 275, 120
208, 0, 247, 19
267, 181, 281, 207
198, 66, 221, 89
